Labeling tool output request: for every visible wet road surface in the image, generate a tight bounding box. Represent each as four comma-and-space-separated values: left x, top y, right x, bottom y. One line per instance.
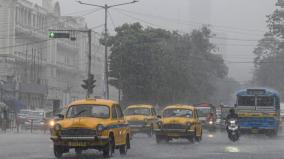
1, 128, 284, 159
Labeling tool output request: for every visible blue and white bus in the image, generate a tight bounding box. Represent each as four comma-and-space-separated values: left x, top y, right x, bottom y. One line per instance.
235, 88, 280, 135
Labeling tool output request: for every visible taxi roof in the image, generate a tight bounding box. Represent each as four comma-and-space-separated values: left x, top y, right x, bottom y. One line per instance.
126, 104, 153, 109
65, 98, 118, 108
164, 104, 195, 110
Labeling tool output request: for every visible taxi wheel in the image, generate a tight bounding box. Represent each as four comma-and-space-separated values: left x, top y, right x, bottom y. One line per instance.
195, 130, 202, 142
119, 135, 129, 155
103, 136, 114, 158
53, 145, 63, 158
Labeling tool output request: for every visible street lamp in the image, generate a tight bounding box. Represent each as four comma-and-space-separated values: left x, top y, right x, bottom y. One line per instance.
77, 0, 139, 99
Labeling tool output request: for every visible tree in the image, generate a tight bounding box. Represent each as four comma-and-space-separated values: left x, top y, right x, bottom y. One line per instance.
253, 0, 284, 98
106, 23, 228, 105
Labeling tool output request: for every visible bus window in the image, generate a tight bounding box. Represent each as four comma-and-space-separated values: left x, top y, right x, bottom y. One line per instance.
238, 96, 255, 106
257, 96, 274, 106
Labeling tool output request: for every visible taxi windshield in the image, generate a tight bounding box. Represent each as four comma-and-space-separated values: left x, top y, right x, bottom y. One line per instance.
66, 105, 110, 119
125, 107, 150, 116
163, 108, 193, 118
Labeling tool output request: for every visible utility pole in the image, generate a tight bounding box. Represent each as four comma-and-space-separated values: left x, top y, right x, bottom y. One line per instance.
77, 0, 138, 99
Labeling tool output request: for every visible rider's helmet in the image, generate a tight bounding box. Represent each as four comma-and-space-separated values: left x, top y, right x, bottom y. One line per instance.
229, 108, 235, 114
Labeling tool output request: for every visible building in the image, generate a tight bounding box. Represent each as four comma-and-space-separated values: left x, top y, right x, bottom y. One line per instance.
0, 0, 104, 110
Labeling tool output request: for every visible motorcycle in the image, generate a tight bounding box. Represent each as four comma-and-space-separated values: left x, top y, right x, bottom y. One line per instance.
227, 119, 239, 142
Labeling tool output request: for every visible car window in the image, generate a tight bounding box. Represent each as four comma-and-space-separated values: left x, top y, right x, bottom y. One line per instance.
125, 107, 151, 116
112, 106, 117, 119
163, 108, 193, 118
116, 105, 124, 118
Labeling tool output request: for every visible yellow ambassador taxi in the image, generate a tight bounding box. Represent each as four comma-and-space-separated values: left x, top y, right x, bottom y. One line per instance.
154, 105, 202, 143
124, 105, 158, 137
50, 99, 130, 158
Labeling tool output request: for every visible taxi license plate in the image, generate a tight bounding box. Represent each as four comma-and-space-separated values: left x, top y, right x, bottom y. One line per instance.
168, 133, 180, 137
68, 141, 87, 147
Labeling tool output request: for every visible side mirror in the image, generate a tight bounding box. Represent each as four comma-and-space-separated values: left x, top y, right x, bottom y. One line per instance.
57, 114, 64, 120
157, 115, 161, 119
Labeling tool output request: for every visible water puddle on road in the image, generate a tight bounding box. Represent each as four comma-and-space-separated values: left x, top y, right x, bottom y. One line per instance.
225, 146, 240, 153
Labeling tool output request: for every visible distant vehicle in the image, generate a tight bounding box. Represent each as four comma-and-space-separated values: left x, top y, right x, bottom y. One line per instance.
154, 104, 202, 143
235, 88, 280, 136
124, 105, 158, 137
194, 103, 217, 131
17, 109, 32, 124
22, 110, 47, 130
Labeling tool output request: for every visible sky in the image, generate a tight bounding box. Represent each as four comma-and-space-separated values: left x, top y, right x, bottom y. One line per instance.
33, 0, 277, 83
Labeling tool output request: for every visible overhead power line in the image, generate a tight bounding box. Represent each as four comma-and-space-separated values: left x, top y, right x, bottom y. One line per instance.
113, 9, 267, 44
113, 8, 267, 35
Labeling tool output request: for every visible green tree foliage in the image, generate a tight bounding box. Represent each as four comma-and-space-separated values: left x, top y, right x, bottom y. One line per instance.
107, 23, 228, 105
253, 0, 284, 97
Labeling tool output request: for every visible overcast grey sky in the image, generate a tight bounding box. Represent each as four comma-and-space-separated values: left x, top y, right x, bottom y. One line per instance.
33, 0, 277, 83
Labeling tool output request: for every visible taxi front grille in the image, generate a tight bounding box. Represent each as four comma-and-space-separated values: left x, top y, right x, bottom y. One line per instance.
61, 128, 97, 137
163, 124, 186, 129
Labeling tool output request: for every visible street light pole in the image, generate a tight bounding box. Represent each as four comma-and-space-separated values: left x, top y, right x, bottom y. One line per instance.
77, 0, 138, 99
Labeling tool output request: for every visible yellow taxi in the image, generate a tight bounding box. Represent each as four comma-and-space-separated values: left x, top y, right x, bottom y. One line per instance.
124, 105, 157, 137
50, 99, 130, 158
154, 105, 202, 143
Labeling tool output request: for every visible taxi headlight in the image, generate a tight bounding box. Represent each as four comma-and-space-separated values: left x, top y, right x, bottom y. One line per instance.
209, 120, 213, 125
96, 124, 105, 132
49, 120, 55, 127
54, 124, 61, 131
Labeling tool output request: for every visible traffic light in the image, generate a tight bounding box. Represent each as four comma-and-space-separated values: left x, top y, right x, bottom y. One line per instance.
48, 32, 70, 38
81, 74, 96, 96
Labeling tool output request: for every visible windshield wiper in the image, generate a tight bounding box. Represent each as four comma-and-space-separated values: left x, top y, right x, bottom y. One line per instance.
73, 110, 87, 118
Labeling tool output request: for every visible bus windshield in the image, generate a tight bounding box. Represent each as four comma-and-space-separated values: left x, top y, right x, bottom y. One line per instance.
257, 96, 274, 106
238, 96, 274, 106
237, 96, 255, 106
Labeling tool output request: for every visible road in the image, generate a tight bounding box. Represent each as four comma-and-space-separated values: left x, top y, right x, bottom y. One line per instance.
1, 129, 284, 159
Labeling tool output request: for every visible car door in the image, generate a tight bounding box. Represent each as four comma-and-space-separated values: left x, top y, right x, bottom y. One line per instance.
111, 106, 120, 144
115, 104, 127, 145
194, 109, 202, 135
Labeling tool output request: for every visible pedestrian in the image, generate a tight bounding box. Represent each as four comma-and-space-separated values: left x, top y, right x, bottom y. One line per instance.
2, 107, 7, 132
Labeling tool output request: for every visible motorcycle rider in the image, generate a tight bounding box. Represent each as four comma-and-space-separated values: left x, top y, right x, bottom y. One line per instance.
226, 108, 238, 122
226, 108, 239, 135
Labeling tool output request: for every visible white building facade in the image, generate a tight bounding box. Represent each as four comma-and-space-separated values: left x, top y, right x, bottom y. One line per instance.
0, 0, 105, 110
